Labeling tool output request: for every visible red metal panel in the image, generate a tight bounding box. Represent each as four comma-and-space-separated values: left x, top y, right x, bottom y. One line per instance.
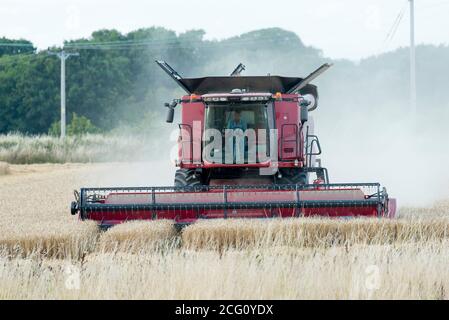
274, 99, 300, 161
180, 100, 204, 165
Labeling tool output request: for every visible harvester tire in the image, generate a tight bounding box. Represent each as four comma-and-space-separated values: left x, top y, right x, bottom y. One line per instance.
174, 169, 202, 187
277, 169, 308, 185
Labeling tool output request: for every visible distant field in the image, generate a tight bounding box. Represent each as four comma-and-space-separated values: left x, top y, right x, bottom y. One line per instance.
0, 163, 449, 299
0, 133, 166, 164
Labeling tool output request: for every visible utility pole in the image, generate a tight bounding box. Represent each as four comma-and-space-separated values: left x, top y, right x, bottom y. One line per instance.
48, 50, 79, 139
409, 0, 417, 116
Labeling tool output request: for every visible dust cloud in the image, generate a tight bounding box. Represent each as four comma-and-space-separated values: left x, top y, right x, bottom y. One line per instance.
317, 108, 449, 206
106, 40, 449, 208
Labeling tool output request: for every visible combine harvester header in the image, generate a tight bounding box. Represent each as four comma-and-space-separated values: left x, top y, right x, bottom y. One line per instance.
71, 61, 396, 229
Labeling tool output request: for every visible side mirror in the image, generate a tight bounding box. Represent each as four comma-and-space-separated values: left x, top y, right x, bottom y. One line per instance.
300, 105, 309, 124
302, 94, 318, 112
165, 103, 174, 123
165, 100, 178, 123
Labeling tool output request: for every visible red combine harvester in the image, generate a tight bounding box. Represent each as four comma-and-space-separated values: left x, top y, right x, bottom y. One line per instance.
71, 61, 396, 228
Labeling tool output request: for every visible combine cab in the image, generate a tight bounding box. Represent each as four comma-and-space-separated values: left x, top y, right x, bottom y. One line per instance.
71, 61, 396, 228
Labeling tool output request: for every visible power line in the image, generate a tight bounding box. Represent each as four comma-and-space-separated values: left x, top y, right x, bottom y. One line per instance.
0, 31, 300, 52
63, 33, 282, 47
64, 36, 191, 48
0, 34, 291, 64
378, 0, 417, 115
0, 42, 34, 47
63, 34, 294, 50
382, 1, 407, 49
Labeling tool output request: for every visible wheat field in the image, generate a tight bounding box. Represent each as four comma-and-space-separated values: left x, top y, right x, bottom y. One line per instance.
0, 162, 9, 175
1, 163, 449, 299
0, 133, 166, 164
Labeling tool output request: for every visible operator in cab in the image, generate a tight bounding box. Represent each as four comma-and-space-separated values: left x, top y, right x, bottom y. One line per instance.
225, 110, 247, 164
227, 110, 247, 132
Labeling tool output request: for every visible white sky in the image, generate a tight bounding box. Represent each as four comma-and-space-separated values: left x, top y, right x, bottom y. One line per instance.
1, 0, 448, 60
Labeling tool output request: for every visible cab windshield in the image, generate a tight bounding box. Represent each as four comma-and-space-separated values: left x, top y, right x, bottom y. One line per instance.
204, 103, 269, 164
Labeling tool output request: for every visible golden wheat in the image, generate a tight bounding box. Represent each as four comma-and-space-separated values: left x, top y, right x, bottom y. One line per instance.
182, 217, 449, 250
2, 163, 449, 299
0, 163, 104, 259
0, 221, 98, 259
98, 220, 178, 253
399, 200, 449, 218
1, 240, 449, 299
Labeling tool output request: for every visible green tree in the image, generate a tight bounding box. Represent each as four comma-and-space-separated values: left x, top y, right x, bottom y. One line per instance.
0, 37, 35, 57
1, 27, 448, 136
48, 113, 99, 136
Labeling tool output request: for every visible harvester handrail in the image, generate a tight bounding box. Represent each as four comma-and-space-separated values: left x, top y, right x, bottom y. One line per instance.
80, 182, 381, 192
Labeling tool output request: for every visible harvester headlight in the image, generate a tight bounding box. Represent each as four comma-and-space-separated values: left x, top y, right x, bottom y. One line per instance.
205, 96, 268, 102
204, 97, 228, 102
241, 96, 269, 101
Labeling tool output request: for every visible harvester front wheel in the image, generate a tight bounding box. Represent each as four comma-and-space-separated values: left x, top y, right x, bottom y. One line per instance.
174, 169, 202, 187
277, 169, 308, 185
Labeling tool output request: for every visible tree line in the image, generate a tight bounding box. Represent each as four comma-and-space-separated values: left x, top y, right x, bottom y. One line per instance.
0, 27, 448, 134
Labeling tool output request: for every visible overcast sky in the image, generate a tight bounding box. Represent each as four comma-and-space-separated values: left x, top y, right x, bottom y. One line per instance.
1, 0, 448, 60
